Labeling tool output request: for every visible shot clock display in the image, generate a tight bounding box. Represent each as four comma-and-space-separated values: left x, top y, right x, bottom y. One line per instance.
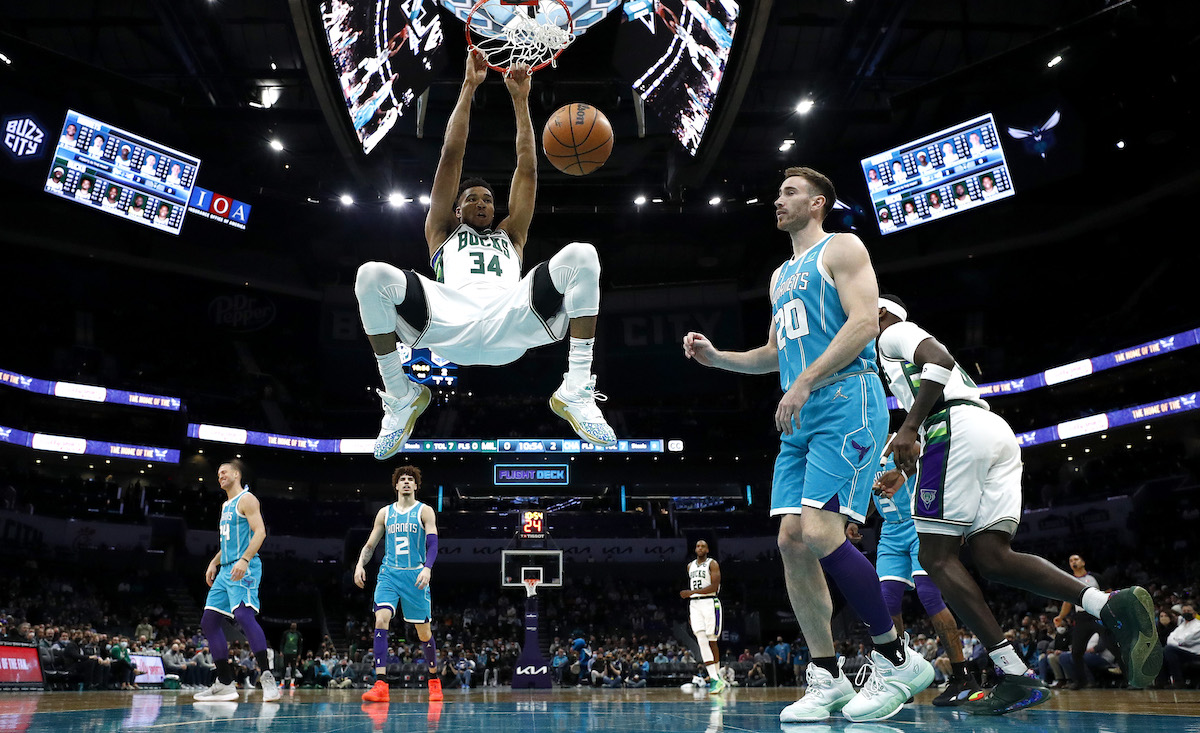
518, 510, 546, 539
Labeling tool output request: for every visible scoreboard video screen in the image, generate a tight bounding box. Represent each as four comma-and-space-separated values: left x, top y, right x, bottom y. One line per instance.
319, 0, 445, 154
44, 110, 201, 236
861, 113, 1015, 235
616, 0, 740, 156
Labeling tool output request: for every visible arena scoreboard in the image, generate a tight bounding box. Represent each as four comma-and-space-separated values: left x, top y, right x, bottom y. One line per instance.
861, 112, 1015, 235
45, 110, 201, 235
517, 510, 547, 539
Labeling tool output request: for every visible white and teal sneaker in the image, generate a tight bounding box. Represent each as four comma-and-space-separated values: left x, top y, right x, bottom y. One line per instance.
373, 385, 431, 460
780, 660, 856, 723
550, 374, 616, 447
842, 643, 934, 722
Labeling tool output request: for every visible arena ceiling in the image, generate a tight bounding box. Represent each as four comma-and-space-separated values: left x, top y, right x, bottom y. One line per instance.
1, 0, 1196, 283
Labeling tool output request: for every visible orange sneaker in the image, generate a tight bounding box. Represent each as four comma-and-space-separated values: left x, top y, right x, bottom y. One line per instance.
362, 679, 390, 703
428, 677, 443, 701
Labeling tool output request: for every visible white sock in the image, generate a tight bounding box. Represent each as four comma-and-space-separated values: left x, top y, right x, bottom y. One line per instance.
566, 337, 594, 391
987, 641, 1029, 675
1080, 587, 1109, 618
376, 351, 413, 398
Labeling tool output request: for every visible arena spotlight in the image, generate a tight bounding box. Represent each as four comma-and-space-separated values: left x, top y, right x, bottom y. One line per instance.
419, 195, 431, 205
0, 53, 11, 65
389, 192, 405, 207
795, 99, 814, 114
340, 194, 354, 205
1047, 54, 1063, 68
708, 196, 721, 206
634, 195, 647, 205
269, 139, 284, 151
746, 197, 759, 205
1116, 140, 1126, 149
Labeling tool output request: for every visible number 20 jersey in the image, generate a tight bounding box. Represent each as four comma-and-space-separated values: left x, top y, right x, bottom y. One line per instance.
430, 223, 521, 293
769, 233, 877, 392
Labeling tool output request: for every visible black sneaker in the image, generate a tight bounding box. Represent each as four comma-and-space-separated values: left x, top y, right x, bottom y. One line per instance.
932, 676, 982, 707
1100, 587, 1163, 689
960, 671, 1051, 716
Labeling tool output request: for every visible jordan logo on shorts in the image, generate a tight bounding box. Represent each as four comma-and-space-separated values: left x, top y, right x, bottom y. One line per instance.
850, 440, 870, 462
832, 386, 850, 400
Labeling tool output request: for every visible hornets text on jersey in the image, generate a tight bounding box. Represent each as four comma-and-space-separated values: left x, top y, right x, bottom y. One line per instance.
384, 502, 427, 570
218, 489, 252, 565
770, 234, 876, 391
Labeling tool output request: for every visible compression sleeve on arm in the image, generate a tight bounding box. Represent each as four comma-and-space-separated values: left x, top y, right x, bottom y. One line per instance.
424, 534, 439, 569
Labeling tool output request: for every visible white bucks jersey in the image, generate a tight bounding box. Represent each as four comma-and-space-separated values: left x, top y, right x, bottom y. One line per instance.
687, 558, 718, 598
877, 320, 988, 414
431, 223, 521, 292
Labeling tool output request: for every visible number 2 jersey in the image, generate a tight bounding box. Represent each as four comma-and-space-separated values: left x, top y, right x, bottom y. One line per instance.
430, 223, 521, 294
384, 501, 427, 570
770, 233, 877, 392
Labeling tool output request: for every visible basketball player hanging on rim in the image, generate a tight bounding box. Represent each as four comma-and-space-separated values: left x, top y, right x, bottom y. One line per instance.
873, 295, 1162, 713
356, 465, 442, 703
355, 50, 615, 459
683, 167, 933, 723
681, 539, 726, 694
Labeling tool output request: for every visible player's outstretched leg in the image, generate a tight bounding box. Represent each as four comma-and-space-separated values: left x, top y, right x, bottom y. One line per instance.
374, 386, 431, 460
1100, 587, 1163, 688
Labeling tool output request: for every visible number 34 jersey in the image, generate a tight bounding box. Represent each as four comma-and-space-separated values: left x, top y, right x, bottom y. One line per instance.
431, 223, 521, 293
769, 233, 877, 392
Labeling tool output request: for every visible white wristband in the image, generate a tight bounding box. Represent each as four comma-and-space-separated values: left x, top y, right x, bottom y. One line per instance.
920, 363, 953, 386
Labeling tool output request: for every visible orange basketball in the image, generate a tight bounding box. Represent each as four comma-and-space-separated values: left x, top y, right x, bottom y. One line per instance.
542, 103, 613, 176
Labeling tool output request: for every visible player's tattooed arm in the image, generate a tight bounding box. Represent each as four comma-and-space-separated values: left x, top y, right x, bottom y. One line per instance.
354, 508, 388, 589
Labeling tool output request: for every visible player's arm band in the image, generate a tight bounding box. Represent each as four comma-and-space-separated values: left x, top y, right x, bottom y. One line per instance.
920, 363, 953, 386
424, 535, 439, 569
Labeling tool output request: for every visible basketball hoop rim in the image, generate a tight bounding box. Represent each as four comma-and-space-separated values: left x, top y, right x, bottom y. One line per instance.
464, 0, 575, 74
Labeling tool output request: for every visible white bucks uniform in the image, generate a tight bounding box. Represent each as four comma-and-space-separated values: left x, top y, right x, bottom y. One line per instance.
877, 320, 1022, 539
686, 558, 722, 637
395, 224, 569, 366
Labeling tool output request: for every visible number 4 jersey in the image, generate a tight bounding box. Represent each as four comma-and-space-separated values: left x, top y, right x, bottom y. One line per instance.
769, 233, 877, 391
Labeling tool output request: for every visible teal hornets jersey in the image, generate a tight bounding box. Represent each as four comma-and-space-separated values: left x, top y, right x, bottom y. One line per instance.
872, 457, 915, 524
770, 234, 877, 391
384, 502, 427, 570
218, 489, 253, 565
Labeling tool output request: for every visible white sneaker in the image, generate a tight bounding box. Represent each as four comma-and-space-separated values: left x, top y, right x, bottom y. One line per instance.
780, 660, 856, 723
260, 671, 281, 702
373, 385, 431, 460
549, 375, 616, 446
842, 644, 934, 722
194, 680, 239, 702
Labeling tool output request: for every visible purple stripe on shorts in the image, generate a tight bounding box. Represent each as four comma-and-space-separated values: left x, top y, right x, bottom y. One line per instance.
914, 440, 948, 520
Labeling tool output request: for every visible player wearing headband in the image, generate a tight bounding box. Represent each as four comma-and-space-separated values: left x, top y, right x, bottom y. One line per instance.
875, 295, 1162, 714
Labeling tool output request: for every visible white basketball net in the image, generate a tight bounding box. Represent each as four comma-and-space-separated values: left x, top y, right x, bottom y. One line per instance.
467, 0, 575, 73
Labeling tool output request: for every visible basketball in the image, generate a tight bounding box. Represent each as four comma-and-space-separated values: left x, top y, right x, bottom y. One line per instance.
542, 103, 613, 176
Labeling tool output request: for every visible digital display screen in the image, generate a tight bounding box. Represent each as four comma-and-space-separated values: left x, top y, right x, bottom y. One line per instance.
130, 654, 166, 684
495, 465, 569, 487
616, 0, 739, 156
0, 423, 180, 464
44, 110, 201, 235
398, 344, 458, 388
0, 644, 42, 685
517, 509, 546, 537
320, 0, 445, 154
0, 367, 182, 411
861, 113, 1015, 235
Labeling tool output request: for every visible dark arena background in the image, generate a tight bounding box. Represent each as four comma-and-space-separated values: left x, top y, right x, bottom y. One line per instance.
2, 2, 1200, 732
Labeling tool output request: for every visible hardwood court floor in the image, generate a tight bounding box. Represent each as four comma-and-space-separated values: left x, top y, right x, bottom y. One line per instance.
5, 686, 1199, 732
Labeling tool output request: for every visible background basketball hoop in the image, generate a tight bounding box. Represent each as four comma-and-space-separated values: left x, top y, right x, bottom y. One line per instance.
465, 0, 575, 74
523, 577, 541, 597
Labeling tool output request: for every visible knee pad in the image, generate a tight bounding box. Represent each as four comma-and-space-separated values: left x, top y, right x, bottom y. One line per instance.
915, 576, 948, 617
354, 261, 389, 298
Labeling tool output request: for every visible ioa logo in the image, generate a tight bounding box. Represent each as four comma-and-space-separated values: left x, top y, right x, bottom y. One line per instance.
3, 116, 45, 159
515, 665, 548, 675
